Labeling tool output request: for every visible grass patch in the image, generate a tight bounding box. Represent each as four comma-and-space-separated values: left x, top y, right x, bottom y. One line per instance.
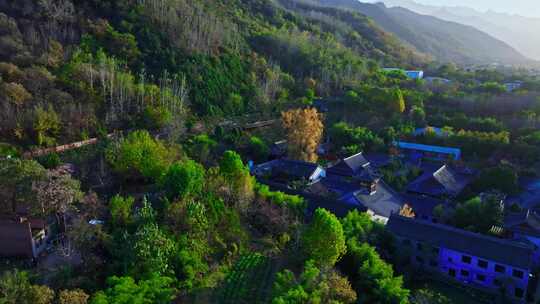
214, 253, 276, 304
410, 279, 490, 304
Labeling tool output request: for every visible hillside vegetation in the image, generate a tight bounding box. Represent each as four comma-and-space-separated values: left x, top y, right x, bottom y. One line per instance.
3, 1, 540, 304
0, 0, 428, 150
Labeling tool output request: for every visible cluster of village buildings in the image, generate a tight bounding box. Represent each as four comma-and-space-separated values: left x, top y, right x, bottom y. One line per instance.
383, 67, 524, 92
252, 139, 540, 303
0, 67, 530, 300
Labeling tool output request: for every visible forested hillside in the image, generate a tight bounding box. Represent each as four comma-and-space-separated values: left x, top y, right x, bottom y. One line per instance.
0, 0, 428, 151
0, 2, 430, 303
3, 0, 540, 304
296, 0, 530, 65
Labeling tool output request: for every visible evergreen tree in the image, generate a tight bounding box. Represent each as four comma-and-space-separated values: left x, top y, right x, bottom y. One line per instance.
302, 208, 346, 267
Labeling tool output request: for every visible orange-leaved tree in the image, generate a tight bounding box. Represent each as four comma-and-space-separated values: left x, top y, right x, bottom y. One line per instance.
281, 108, 323, 162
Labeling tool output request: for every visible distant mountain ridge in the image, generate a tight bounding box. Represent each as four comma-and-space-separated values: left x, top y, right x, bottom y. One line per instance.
380, 0, 540, 61
293, 0, 531, 65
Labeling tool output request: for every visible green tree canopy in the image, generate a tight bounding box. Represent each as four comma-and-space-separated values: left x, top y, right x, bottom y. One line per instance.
0, 269, 55, 304
247, 136, 269, 162
187, 134, 217, 164
329, 122, 383, 154
219, 150, 255, 209
388, 87, 406, 114
345, 90, 359, 104
90, 275, 176, 304
302, 208, 346, 267
141, 105, 172, 130
34, 104, 61, 147
132, 222, 175, 278
451, 196, 503, 234
411, 289, 451, 304
106, 130, 176, 181
0, 158, 46, 214
160, 160, 205, 200
473, 166, 519, 195
272, 260, 357, 304
477, 82, 506, 95
109, 195, 135, 228
359, 86, 406, 114
348, 241, 409, 304
131, 199, 175, 278
340, 210, 391, 250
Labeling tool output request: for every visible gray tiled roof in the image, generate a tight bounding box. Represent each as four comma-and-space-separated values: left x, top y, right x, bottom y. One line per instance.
355, 181, 404, 218
407, 165, 470, 197
327, 152, 370, 176
344, 153, 370, 171
387, 215, 534, 269
402, 194, 448, 217
270, 140, 287, 156
364, 153, 392, 168
327, 153, 381, 183
505, 210, 540, 238
316, 177, 404, 218
254, 159, 321, 181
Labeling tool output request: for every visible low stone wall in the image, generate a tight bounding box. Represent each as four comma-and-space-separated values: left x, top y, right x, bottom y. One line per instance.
22, 134, 116, 159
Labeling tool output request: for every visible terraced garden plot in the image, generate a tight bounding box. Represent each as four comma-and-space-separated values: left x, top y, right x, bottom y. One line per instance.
215, 253, 277, 304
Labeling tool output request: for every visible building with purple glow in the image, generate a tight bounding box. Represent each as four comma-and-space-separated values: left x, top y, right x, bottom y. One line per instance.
388, 215, 536, 303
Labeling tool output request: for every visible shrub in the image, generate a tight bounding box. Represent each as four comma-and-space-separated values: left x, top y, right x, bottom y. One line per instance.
106, 130, 176, 181
161, 160, 205, 200
141, 105, 172, 130
248, 136, 269, 161
37, 153, 61, 169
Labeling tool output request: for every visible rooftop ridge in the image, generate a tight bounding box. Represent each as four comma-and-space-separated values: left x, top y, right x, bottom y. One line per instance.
344, 151, 364, 161
432, 164, 448, 177
273, 159, 319, 166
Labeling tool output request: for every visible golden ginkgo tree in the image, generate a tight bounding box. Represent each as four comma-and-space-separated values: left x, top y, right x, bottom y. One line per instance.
281, 107, 323, 162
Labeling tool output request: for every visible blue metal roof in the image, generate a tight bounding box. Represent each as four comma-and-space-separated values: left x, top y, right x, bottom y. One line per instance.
405, 70, 424, 79
395, 141, 461, 160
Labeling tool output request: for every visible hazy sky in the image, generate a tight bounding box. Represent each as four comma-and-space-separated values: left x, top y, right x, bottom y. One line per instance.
410, 0, 540, 18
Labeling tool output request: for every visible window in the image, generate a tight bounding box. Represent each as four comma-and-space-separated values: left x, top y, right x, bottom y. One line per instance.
515, 287, 524, 298
416, 256, 424, 264
429, 260, 438, 267
476, 274, 486, 282
513, 269, 524, 279
448, 257, 453, 262
448, 268, 456, 277
417, 243, 423, 251
460, 269, 469, 277
495, 264, 505, 273
494, 279, 502, 287
461, 255, 472, 264
477, 260, 488, 269
432, 247, 440, 255
403, 239, 411, 246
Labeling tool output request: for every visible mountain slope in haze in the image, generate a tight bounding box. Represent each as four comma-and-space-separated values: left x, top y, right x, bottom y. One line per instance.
275, 0, 428, 67
296, 0, 530, 65
381, 0, 540, 61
